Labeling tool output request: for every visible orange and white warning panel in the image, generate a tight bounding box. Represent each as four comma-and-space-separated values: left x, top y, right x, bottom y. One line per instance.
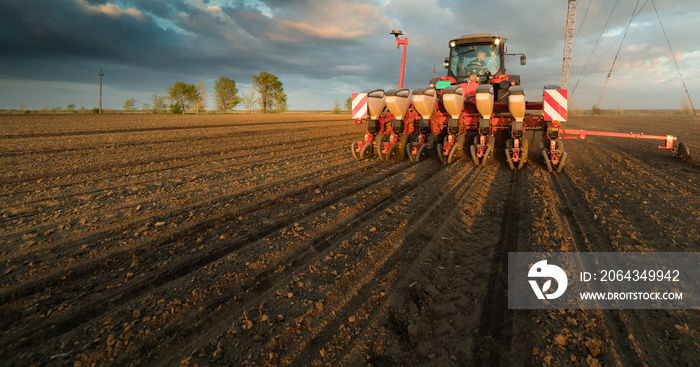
543, 89, 567, 122
352, 93, 368, 120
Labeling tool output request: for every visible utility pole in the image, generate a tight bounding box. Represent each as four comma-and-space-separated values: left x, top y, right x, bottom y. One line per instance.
98, 68, 104, 114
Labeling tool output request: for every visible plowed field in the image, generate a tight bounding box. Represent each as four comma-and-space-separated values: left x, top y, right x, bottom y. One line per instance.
1, 113, 698, 366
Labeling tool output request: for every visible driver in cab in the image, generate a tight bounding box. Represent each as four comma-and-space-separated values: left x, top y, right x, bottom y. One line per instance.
467, 51, 487, 75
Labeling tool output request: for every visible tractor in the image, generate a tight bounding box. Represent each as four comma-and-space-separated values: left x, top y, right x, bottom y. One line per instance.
351, 32, 687, 172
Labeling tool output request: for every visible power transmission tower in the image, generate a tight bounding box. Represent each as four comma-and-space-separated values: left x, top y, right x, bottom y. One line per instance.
98, 68, 104, 114
561, 0, 577, 89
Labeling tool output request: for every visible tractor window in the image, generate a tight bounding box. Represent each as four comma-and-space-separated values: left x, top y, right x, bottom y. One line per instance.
450, 44, 501, 77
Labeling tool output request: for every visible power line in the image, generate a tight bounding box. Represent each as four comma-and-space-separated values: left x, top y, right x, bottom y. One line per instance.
574, 0, 592, 40
570, 0, 619, 97
595, 0, 641, 109
650, 0, 697, 120
582, 1, 649, 81
595, 0, 649, 108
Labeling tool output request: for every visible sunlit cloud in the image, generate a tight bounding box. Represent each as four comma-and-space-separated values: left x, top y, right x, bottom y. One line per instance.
76, 0, 145, 20
277, 20, 368, 40
0, 0, 698, 110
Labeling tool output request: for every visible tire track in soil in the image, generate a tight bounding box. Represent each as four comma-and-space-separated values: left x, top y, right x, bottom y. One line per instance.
560, 138, 697, 251
548, 139, 698, 367
584, 136, 699, 196
0, 159, 418, 357
472, 168, 524, 366
327, 161, 510, 366
136, 162, 458, 367
281, 164, 489, 367
547, 173, 647, 367
0, 118, 350, 140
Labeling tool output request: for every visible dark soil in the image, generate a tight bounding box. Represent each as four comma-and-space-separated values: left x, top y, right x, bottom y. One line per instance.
1, 113, 698, 366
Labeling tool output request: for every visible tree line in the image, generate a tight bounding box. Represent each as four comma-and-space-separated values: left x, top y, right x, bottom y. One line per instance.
132, 71, 287, 114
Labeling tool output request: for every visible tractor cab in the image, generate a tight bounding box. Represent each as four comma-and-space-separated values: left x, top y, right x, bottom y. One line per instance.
443, 33, 523, 101
445, 34, 505, 82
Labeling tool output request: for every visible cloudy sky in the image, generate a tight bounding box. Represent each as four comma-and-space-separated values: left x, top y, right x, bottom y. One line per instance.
1, 0, 698, 111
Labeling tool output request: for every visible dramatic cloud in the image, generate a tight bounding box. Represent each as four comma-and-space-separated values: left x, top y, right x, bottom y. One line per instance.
77, 0, 145, 19
0, 0, 698, 111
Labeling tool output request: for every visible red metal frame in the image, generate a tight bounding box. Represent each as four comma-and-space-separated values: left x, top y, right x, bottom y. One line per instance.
561, 129, 678, 152
394, 34, 408, 88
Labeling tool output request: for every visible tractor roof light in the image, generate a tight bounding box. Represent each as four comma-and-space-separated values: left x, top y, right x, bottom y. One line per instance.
494, 38, 501, 46
450, 41, 456, 48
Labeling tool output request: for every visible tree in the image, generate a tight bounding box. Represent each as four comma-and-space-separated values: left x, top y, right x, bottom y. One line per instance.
123, 98, 137, 111
169, 103, 182, 115
331, 99, 342, 114
252, 71, 287, 113
167, 81, 199, 114
66, 103, 75, 112
150, 94, 166, 114
241, 89, 257, 113
276, 92, 288, 113
345, 96, 352, 113
213, 76, 240, 114
196, 80, 207, 114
